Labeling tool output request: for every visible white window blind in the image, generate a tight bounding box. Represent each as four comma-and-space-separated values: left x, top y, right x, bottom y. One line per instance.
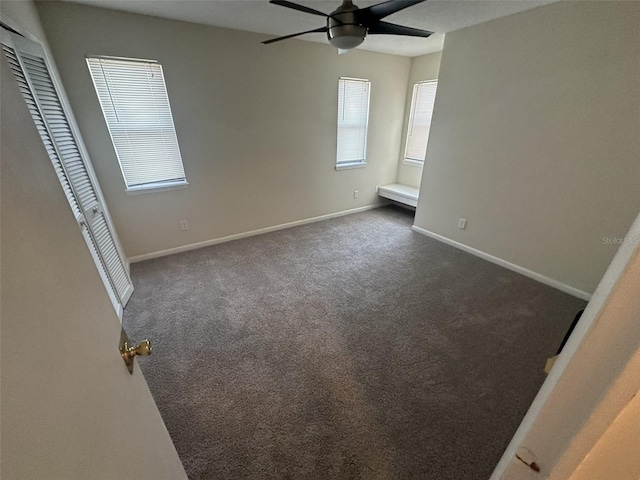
86, 57, 186, 190
337, 77, 370, 167
404, 80, 438, 164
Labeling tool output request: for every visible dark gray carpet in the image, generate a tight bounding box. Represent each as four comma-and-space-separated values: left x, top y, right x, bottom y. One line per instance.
123, 206, 586, 480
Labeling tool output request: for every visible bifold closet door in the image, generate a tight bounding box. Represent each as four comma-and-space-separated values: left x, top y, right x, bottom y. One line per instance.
1, 29, 133, 315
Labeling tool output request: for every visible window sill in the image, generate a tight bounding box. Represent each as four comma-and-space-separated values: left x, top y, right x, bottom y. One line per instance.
336, 161, 367, 171
402, 158, 424, 168
126, 180, 189, 195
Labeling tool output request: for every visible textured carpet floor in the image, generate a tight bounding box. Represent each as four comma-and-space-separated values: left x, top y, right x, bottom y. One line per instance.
123, 206, 586, 480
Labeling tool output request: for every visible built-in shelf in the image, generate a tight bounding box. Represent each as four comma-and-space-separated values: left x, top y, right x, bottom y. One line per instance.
377, 183, 419, 208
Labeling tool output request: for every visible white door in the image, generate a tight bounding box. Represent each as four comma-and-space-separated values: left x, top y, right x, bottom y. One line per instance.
1, 46, 187, 479
1, 29, 133, 318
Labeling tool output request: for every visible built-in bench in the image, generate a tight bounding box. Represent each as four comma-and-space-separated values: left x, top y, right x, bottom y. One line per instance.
377, 183, 419, 208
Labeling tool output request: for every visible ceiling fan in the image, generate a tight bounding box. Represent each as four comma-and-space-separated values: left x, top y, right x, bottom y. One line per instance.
262, 0, 433, 51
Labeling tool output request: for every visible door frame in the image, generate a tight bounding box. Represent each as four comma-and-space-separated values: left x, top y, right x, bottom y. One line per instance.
491, 210, 640, 479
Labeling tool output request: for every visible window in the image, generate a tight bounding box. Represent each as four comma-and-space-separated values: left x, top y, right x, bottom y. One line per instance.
86, 56, 187, 192
404, 80, 438, 166
336, 77, 370, 169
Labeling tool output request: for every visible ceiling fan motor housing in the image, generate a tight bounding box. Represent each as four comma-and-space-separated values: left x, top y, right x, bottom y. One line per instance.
327, 0, 367, 49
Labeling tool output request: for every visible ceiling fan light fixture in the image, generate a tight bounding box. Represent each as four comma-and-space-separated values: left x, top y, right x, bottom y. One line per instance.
327, 24, 366, 49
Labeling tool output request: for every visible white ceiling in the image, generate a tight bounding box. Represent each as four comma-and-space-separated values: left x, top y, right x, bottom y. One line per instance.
60, 0, 555, 57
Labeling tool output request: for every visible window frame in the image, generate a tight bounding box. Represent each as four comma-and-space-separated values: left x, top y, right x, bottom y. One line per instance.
336, 77, 371, 170
86, 55, 188, 194
403, 80, 438, 167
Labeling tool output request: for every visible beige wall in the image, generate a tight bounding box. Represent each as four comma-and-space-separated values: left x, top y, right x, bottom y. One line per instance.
1, 2, 186, 477
35, 1, 411, 258
396, 51, 442, 188
414, 1, 640, 294
0, 0, 48, 41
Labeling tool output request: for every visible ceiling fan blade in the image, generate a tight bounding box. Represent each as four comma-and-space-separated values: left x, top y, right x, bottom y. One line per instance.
262, 26, 329, 45
269, 0, 328, 17
358, 0, 427, 22
367, 21, 433, 38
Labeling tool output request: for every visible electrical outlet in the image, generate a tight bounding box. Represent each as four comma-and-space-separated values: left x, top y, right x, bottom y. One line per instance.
180, 220, 189, 231
458, 218, 467, 229
354, 190, 359, 199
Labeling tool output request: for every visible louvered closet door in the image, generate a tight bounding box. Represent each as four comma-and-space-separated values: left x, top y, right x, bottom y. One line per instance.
1, 30, 133, 315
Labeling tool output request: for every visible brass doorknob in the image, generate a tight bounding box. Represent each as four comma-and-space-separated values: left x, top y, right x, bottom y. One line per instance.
120, 339, 152, 369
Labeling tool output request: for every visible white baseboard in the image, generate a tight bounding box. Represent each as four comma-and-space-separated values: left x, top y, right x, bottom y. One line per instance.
411, 225, 592, 301
129, 204, 383, 263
